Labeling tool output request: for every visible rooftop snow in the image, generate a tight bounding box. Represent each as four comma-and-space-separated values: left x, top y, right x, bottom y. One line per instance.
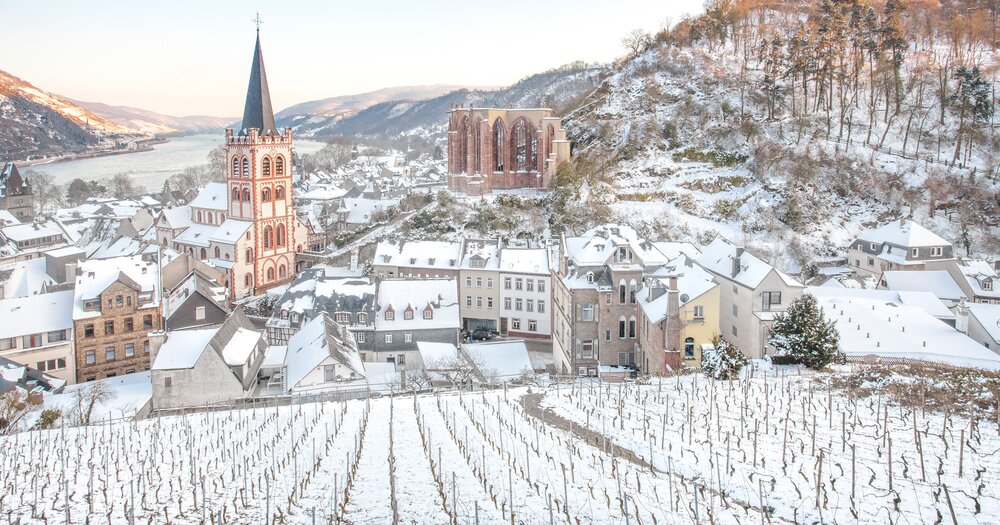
209, 219, 252, 244
464, 340, 534, 380
499, 248, 549, 274
188, 183, 228, 211
564, 224, 667, 268
221, 327, 262, 366
376, 278, 459, 331
697, 237, 800, 289
855, 219, 950, 249
151, 328, 219, 370
0, 290, 74, 338
374, 240, 462, 269
73, 255, 160, 319
881, 271, 965, 304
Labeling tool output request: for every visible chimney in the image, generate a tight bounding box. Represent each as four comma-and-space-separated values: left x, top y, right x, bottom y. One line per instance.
350, 249, 359, 272
899, 216, 906, 227
956, 298, 970, 333
665, 278, 682, 364
732, 248, 744, 278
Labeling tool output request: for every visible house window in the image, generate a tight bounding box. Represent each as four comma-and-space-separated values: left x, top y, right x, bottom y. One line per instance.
526, 280, 534, 292
693, 305, 704, 318
732, 325, 738, 337
115, 295, 123, 307
0, 338, 14, 350
619, 317, 626, 339
587, 273, 595, 284
504, 298, 512, 310
619, 281, 627, 304
335, 312, 351, 323
732, 304, 738, 316
684, 337, 695, 358
105, 346, 116, 361
504, 277, 512, 289
143, 315, 153, 329
581, 340, 595, 358
404, 309, 414, 320
355, 332, 367, 343
357, 313, 368, 324
528, 320, 537, 332
397, 354, 406, 365
538, 300, 545, 313
385, 334, 393, 344
385, 309, 395, 321
47, 330, 67, 342
487, 278, 493, 288
124, 343, 135, 357
487, 297, 494, 308
476, 277, 483, 287
476, 297, 483, 308
512, 318, 521, 330
538, 280, 545, 292
85, 350, 96, 365
143, 340, 150, 353
124, 317, 134, 332
22, 334, 42, 349
605, 330, 611, 341
867, 257, 875, 266
515, 299, 523, 311
526, 299, 534, 312
104, 320, 115, 335
910, 248, 919, 257
606, 293, 611, 304
870, 243, 877, 250
404, 332, 412, 343
515, 278, 523, 290
931, 247, 943, 257
466, 276, 472, 287
423, 309, 433, 320
324, 365, 336, 382
985, 280, 994, 291
628, 316, 636, 338
617, 246, 631, 262
195, 306, 206, 321
466, 296, 473, 307
164, 376, 172, 388
761, 292, 781, 310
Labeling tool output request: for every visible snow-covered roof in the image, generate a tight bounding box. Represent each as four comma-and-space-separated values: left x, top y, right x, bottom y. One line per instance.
0, 210, 19, 226
1, 222, 64, 243
697, 237, 801, 289
416, 341, 459, 366
159, 206, 193, 230
807, 287, 955, 320
967, 303, 1000, 344
653, 255, 718, 304
374, 240, 462, 270
880, 271, 965, 305
188, 183, 228, 211
0, 258, 56, 298
816, 294, 1000, 371
73, 255, 160, 319
499, 248, 549, 275
174, 223, 218, 248
564, 224, 667, 268
652, 241, 701, 260
151, 328, 220, 370
284, 314, 364, 390
0, 290, 74, 339
464, 340, 534, 381
856, 219, 951, 249
957, 260, 1000, 299
341, 197, 400, 225
461, 239, 500, 270
299, 185, 347, 201
209, 219, 252, 245
221, 327, 263, 366
375, 278, 459, 331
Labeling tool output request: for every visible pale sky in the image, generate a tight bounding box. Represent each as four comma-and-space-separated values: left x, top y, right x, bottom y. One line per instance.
0, 1, 704, 117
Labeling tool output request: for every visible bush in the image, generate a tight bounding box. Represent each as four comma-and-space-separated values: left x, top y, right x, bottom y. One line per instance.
768, 294, 840, 369
701, 338, 748, 380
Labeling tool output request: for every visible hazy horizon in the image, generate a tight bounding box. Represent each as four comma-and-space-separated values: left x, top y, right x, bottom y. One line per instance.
0, 0, 704, 117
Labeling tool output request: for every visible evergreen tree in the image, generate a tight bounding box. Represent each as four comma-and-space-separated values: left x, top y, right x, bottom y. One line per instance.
768, 294, 840, 369
701, 337, 748, 380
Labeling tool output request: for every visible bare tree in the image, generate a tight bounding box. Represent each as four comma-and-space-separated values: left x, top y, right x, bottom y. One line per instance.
622, 29, 653, 57
23, 170, 61, 213
69, 382, 117, 426
0, 390, 42, 435
108, 173, 143, 198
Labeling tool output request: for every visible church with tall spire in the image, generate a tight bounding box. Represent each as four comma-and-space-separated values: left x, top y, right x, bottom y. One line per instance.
154, 28, 305, 303
225, 28, 302, 296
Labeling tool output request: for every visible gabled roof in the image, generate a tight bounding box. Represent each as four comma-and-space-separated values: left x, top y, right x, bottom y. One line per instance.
158, 206, 193, 230
154, 309, 265, 387
856, 219, 951, 249
967, 303, 1000, 344
240, 32, 278, 136
696, 237, 801, 289
188, 183, 228, 212
73, 255, 160, 319
881, 270, 965, 304
374, 240, 462, 269
0, 162, 29, 198
375, 278, 459, 331
0, 355, 64, 395
563, 224, 668, 268
499, 247, 549, 274
284, 313, 364, 390
0, 290, 74, 339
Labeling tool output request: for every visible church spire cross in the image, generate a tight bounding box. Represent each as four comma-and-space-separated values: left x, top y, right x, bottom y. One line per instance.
252, 12, 263, 32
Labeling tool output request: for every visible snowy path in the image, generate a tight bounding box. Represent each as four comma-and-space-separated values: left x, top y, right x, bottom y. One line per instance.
392, 398, 450, 524
342, 400, 394, 523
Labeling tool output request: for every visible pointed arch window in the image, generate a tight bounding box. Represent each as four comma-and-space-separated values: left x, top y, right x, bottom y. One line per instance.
511, 119, 530, 172
278, 264, 287, 279
199, 248, 207, 260
242, 157, 249, 177
232, 187, 241, 202
276, 224, 286, 246
457, 116, 468, 173
471, 123, 481, 174
262, 157, 271, 177
275, 156, 285, 175
242, 188, 250, 201
263, 226, 273, 249
262, 188, 271, 202
245, 248, 253, 263
275, 185, 285, 200
196, 210, 203, 223
232, 157, 240, 178
492, 118, 505, 172
628, 315, 636, 339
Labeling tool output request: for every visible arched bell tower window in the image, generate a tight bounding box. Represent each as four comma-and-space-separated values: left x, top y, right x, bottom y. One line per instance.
275, 156, 285, 175
262, 157, 271, 177
262, 188, 271, 202
232, 187, 240, 202
263, 226, 273, 248
275, 185, 285, 200
276, 224, 286, 246
232, 157, 240, 178
242, 157, 250, 177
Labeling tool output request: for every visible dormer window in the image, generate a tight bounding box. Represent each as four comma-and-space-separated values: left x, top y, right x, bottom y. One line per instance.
385, 308, 395, 321
984, 280, 994, 291
617, 246, 632, 262
930, 246, 943, 257
870, 243, 877, 250
83, 299, 101, 311
409, 258, 417, 264
449, 259, 456, 266
423, 307, 433, 320
910, 248, 919, 257
586, 272, 595, 284
428, 258, 436, 265
382, 255, 391, 263
404, 308, 414, 320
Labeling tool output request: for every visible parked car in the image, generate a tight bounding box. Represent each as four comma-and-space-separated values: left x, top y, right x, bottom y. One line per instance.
470, 329, 493, 341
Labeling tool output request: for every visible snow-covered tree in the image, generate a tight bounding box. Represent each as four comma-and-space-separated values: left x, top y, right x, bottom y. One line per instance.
768, 293, 840, 369
701, 337, 748, 380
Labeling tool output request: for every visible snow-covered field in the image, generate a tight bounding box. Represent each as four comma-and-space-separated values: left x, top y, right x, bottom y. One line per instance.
1, 367, 997, 524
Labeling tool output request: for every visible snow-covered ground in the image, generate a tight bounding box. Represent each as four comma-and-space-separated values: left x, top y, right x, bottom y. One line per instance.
1, 366, 997, 523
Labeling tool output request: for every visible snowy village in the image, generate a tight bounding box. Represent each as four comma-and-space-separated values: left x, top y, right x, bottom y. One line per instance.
2, 1, 1000, 523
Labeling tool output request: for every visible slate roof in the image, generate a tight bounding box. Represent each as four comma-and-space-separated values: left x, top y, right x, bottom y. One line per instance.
240, 33, 278, 136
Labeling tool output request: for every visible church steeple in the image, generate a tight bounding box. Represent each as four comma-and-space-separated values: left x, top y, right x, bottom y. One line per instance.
240, 31, 278, 136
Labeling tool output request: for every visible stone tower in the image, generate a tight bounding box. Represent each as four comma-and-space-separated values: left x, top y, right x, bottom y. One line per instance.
225, 31, 297, 293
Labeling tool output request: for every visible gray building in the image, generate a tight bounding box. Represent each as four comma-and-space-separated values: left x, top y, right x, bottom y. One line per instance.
373, 278, 460, 367
0, 163, 33, 222
848, 218, 954, 277
163, 270, 229, 330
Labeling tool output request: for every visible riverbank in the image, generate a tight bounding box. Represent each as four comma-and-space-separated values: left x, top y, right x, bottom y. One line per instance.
20, 137, 168, 167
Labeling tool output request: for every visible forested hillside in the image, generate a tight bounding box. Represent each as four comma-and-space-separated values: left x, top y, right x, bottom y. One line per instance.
561, 0, 1000, 269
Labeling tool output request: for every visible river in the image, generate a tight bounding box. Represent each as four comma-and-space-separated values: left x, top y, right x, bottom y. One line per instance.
24, 133, 329, 191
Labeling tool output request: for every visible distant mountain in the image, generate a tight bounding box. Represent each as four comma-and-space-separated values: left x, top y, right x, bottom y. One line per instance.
284, 65, 608, 140
275, 84, 491, 136
71, 100, 234, 136
0, 69, 136, 161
